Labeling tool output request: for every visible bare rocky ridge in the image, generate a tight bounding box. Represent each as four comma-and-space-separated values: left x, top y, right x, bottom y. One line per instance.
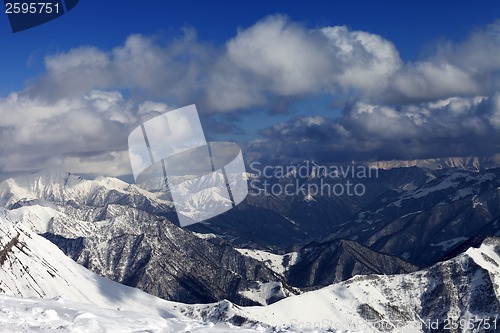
189, 163, 433, 249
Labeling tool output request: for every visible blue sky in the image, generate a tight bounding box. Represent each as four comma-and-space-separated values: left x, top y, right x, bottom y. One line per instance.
2, 0, 500, 178
2, 0, 499, 94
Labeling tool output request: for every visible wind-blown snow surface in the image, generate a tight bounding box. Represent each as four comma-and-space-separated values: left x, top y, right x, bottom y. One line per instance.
0, 295, 266, 333
236, 248, 298, 276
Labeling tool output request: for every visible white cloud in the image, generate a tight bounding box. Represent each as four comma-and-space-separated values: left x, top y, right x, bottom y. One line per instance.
0, 90, 150, 178
23, 17, 500, 111
250, 95, 500, 163
226, 15, 332, 95
205, 16, 402, 111
30, 32, 211, 104
321, 26, 402, 96
387, 62, 483, 101
3, 16, 500, 177
383, 21, 500, 102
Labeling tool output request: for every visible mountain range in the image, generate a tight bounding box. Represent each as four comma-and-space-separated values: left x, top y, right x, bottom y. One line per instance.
1, 162, 500, 332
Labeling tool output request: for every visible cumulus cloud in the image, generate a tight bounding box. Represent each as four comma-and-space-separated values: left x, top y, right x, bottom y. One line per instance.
0, 90, 171, 178
384, 21, 500, 103
204, 18, 500, 109
226, 16, 333, 95
25, 15, 405, 112
31, 15, 500, 110
248, 95, 500, 163
4, 15, 500, 178
29, 30, 213, 105
232, 18, 500, 163
204, 16, 402, 111
23, 16, 500, 109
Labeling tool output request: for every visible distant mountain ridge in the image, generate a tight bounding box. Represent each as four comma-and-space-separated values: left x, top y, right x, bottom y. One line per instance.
366, 154, 500, 171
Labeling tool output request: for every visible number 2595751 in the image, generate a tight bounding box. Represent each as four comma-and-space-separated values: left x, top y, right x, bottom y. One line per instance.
5, 2, 60, 14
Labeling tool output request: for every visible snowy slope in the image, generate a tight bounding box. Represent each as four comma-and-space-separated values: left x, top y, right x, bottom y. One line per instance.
0, 207, 185, 317
229, 237, 500, 332
0, 295, 272, 333
0, 170, 174, 213
236, 248, 298, 276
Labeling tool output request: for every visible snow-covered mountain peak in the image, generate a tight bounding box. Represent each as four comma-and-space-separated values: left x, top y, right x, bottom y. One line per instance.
0, 170, 93, 207
0, 170, 174, 215
93, 175, 130, 190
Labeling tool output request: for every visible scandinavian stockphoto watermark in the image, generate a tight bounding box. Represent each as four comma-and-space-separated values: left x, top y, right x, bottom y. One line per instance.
289, 315, 499, 332
248, 161, 378, 197
128, 105, 248, 227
